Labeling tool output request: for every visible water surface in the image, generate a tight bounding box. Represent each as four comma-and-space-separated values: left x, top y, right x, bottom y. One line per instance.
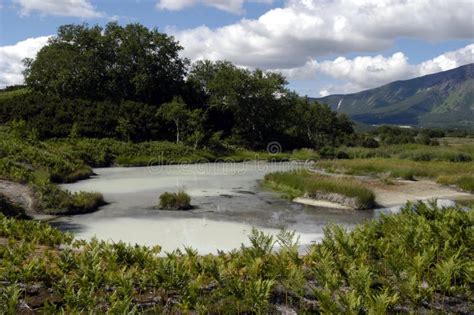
52, 162, 374, 253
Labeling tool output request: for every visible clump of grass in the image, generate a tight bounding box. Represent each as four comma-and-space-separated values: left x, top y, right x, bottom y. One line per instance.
264, 171, 375, 209
378, 172, 394, 185
34, 184, 106, 215
158, 190, 191, 210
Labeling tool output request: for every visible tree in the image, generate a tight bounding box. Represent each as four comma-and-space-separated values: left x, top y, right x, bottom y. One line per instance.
188, 60, 291, 149
158, 97, 189, 144
115, 117, 134, 142
23, 23, 187, 105
184, 109, 207, 149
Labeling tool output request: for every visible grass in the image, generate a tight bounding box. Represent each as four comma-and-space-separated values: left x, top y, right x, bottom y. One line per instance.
264, 171, 376, 209
316, 158, 474, 192
158, 191, 191, 210
0, 201, 472, 313
0, 88, 28, 101
342, 143, 473, 162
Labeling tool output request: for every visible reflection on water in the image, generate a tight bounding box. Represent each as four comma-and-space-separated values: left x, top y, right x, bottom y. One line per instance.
52, 162, 374, 254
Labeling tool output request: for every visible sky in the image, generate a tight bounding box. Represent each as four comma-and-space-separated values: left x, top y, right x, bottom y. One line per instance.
0, 0, 473, 97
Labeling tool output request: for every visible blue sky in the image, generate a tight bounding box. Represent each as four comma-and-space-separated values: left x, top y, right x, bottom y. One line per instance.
0, 0, 473, 96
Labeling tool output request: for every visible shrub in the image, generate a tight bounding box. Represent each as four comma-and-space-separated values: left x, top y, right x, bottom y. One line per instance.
319, 146, 335, 158
361, 137, 379, 148
335, 150, 349, 159
158, 191, 191, 210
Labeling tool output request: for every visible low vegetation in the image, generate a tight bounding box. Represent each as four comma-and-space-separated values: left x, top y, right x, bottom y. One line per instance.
341, 143, 473, 162
0, 202, 472, 313
0, 124, 104, 215
316, 158, 474, 192
158, 191, 192, 210
264, 171, 375, 209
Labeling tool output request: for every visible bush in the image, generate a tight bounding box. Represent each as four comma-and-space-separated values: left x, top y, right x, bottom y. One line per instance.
158, 191, 191, 210
335, 150, 349, 159
361, 137, 379, 148
319, 146, 335, 158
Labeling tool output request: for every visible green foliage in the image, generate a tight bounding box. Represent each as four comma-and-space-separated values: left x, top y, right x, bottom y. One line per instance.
158, 191, 191, 210
24, 23, 186, 105
264, 171, 375, 209
0, 127, 104, 214
0, 202, 471, 313
1, 25, 355, 150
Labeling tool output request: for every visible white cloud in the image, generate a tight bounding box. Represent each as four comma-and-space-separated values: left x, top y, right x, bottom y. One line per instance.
15, 0, 103, 18
156, 0, 273, 14
319, 90, 330, 97
418, 44, 474, 75
174, 0, 473, 70
309, 44, 474, 95
0, 36, 50, 88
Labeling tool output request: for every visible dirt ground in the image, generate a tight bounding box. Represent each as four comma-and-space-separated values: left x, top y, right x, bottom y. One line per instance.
364, 178, 473, 207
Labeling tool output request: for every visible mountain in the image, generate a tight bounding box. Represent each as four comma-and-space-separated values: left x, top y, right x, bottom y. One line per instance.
315, 64, 474, 129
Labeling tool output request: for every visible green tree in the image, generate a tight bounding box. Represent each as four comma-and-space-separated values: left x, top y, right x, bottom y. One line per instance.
23, 23, 187, 105
188, 60, 291, 148
115, 117, 134, 142
158, 97, 189, 144
185, 109, 207, 149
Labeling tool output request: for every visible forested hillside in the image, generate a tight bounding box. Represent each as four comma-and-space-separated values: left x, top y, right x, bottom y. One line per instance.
316, 64, 474, 130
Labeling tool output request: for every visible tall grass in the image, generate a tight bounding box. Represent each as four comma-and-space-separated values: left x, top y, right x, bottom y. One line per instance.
265, 171, 375, 209
316, 158, 474, 192
158, 191, 191, 210
343, 143, 473, 162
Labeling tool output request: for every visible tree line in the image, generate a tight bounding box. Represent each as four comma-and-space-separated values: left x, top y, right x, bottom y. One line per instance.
1, 23, 354, 150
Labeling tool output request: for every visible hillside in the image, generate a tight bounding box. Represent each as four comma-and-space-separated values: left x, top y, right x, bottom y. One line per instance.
316, 64, 474, 129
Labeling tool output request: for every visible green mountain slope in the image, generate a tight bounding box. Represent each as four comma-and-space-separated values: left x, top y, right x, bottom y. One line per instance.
315, 63, 474, 129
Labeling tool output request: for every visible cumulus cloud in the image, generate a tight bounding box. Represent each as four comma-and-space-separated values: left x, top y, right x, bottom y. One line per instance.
174, 0, 473, 70
14, 0, 103, 18
0, 36, 50, 88
305, 44, 474, 95
156, 0, 273, 14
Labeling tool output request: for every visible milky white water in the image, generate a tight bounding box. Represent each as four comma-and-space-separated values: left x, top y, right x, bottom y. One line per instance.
52, 162, 375, 254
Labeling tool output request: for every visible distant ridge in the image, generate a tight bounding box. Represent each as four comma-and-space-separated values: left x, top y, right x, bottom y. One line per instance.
315, 63, 474, 129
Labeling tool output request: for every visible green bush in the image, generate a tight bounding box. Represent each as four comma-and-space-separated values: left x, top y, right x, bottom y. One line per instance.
158, 191, 191, 210
319, 146, 335, 158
